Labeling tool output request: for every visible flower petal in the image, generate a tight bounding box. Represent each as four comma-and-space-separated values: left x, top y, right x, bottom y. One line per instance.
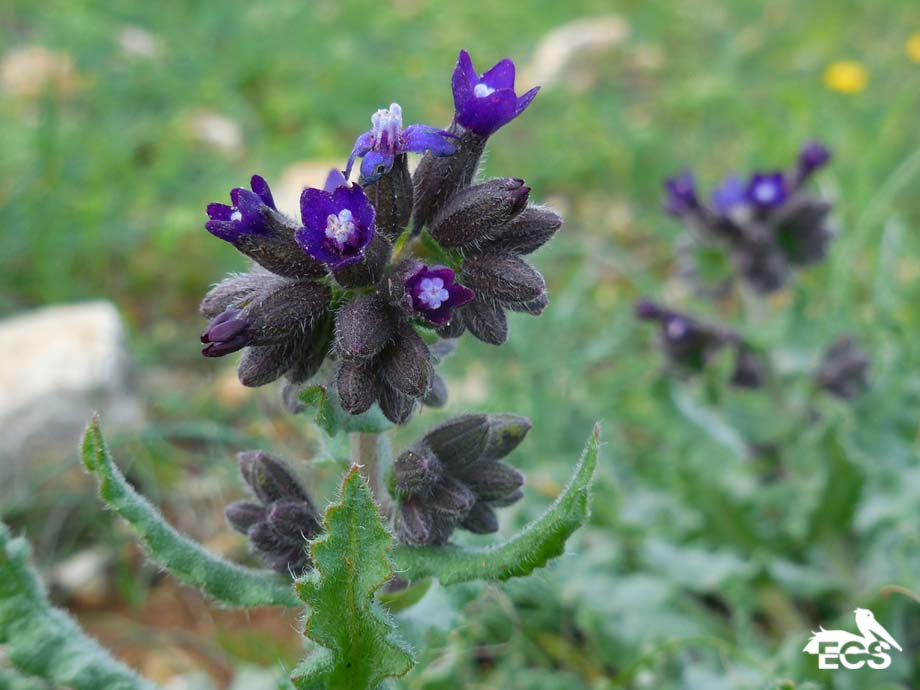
514, 86, 540, 117
207, 203, 234, 221
345, 131, 374, 179
300, 187, 335, 232
250, 175, 276, 209
402, 125, 456, 156
359, 150, 395, 182
323, 169, 348, 192
481, 58, 516, 90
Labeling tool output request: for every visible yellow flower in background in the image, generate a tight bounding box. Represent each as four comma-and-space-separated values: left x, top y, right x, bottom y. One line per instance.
824, 60, 869, 94
907, 33, 920, 63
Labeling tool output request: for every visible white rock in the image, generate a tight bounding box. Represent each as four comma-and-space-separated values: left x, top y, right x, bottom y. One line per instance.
521, 16, 630, 91
0, 45, 80, 99
116, 26, 161, 59
185, 111, 243, 155
0, 301, 144, 468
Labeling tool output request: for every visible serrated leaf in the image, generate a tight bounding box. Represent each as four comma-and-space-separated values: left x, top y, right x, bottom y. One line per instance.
81, 417, 299, 608
391, 424, 600, 585
292, 466, 414, 690
298, 385, 392, 437
0, 521, 161, 690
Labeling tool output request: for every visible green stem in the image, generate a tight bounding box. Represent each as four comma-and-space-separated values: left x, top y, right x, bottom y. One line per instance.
351, 432, 389, 515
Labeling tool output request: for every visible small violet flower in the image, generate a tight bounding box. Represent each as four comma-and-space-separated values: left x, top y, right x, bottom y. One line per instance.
323, 168, 348, 192
663, 171, 700, 216
201, 309, 250, 357
796, 141, 832, 183
746, 172, 788, 210
452, 49, 540, 137
711, 175, 747, 214
406, 265, 473, 326
205, 175, 276, 243
346, 103, 455, 182
296, 183, 376, 270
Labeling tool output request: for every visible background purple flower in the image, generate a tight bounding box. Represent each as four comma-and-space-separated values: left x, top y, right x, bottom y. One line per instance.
296, 184, 375, 270
746, 172, 788, 210
205, 175, 275, 243
452, 49, 540, 137
345, 103, 455, 182
711, 175, 747, 214
406, 264, 473, 326
663, 171, 700, 216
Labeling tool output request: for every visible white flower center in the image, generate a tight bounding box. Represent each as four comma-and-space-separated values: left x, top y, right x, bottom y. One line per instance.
753, 183, 778, 204
371, 102, 403, 150
417, 277, 449, 310
666, 319, 687, 339
230, 210, 242, 222
474, 82, 495, 98
325, 208, 357, 248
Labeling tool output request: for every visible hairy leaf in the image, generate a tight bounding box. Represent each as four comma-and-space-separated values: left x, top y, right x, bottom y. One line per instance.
391, 424, 600, 584
81, 417, 299, 608
298, 384, 392, 436
0, 521, 161, 690
292, 466, 414, 689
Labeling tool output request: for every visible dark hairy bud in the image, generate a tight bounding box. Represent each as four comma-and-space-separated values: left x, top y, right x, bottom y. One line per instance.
200, 271, 285, 319
331, 233, 393, 289
394, 445, 443, 497
772, 196, 834, 267
336, 358, 381, 415
816, 336, 870, 400
482, 413, 532, 460
460, 501, 499, 534
458, 460, 524, 502
730, 344, 764, 389
429, 475, 476, 519
461, 296, 508, 345
394, 496, 435, 546
286, 312, 334, 385
462, 252, 546, 307
430, 178, 531, 249
379, 382, 417, 425
362, 153, 413, 241
244, 280, 331, 345
380, 325, 432, 398
478, 205, 563, 256
422, 373, 448, 408
422, 414, 490, 468
335, 295, 396, 360
224, 501, 265, 533
412, 125, 488, 234
238, 342, 301, 387
238, 208, 327, 280
238, 450, 311, 506
267, 500, 322, 541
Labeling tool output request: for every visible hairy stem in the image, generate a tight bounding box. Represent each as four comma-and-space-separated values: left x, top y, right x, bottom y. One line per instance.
351, 431, 389, 514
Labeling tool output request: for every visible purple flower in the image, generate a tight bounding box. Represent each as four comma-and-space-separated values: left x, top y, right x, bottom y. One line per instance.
295, 184, 376, 270
323, 168, 348, 192
345, 103, 455, 182
205, 175, 276, 243
711, 175, 747, 214
663, 171, 700, 216
406, 264, 474, 326
796, 141, 831, 183
746, 172, 788, 210
201, 309, 250, 357
452, 49, 540, 137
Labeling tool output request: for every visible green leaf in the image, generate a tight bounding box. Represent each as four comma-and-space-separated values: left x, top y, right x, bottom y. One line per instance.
0, 521, 161, 690
391, 424, 600, 585
292, 465, 414, 690
81, 417, 299, 608
298, 385, 392, 437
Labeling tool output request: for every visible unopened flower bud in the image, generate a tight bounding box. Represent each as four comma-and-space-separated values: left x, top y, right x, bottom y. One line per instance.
336, 358, 381, 415
267, 500, 322, 541
380, 325, 432, 398
477, 205, 563, 256
201, 309, 250, 357
335, 295, 396, 360
460, 296, 508, 345
362, 153, 413, 241
460, 502, 499, 534
238, 450, 311, 506
730, 344, 764, 389
200, 271, 283, 319
238, 342, 300, 388
394, 446, 442, 497
462, 252, 546, 307
796, 141, 831, 185
430, 178, 530, 248
482, 414, 532, 460
331, 233, 393, 289
224, 501, 265, 533
422, 373, 448, 408
429, 475, 475, 519
458, 461, 524, 502
379, 383, 417, 425
394, 496, 435, 546
817, 336, 870, 400
422, 414, 490, 468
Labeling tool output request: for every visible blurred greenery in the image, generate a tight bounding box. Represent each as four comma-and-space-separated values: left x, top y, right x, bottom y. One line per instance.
2, 0, 920, 688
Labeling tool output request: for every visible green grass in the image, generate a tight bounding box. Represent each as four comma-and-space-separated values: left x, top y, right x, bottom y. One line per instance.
3, 0, 920, 688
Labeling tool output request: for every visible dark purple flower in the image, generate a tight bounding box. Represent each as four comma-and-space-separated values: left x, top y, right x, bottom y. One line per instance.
205, 175, 276, 243
201, 309, 250, 357
452, 50, 540, 138
663, 171, 700, 217
405, 265, 474, 326
345, 103, 455, 183
711, 175, 747, 214
746, 172, 788, 210
295, 184, 375, 270
796, 141, 831, 183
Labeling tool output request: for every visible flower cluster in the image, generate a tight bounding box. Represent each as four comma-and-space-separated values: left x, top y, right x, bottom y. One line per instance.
391, 414, 531, 545
664, 142, 834, 293
224, 450, 322, 574
199, 50, 561, 424
634, 300, 763, 388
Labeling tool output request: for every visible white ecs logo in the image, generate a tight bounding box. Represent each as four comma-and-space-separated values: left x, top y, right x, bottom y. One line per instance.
803, 608, 902, 670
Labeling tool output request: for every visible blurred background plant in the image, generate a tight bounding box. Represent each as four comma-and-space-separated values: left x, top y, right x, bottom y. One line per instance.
2, 1, 920, 689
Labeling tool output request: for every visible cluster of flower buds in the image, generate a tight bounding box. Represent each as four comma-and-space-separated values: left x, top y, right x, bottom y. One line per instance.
663, 142, 834, 293
199, 50, 562, 424
224, 450, 322, 573
634, 300, 764, 388
391, 413, 531, 545
816, 336, 870, 400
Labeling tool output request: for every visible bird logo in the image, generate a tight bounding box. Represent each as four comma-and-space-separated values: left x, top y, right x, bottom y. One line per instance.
803, 608, 902, 670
